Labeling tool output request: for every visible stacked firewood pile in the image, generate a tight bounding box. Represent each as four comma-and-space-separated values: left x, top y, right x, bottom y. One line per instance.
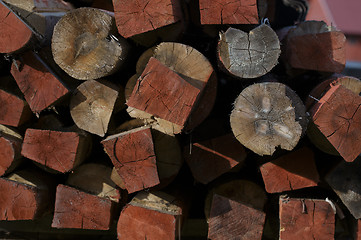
0, 0, 359, 239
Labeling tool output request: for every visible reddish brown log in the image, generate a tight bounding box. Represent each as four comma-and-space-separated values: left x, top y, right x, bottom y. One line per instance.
10, 51, 69, 113
279, 197, 335, 240
260, 147, 319, 193
127, 57, 200, 128
208, 194, 265, 240
0, 125, 22, 176
199, 0, 259, 25
184, 134, 247, 184
355, 220, 361, 240
113, 0, 182, 38
21, 128, 91, 173
52, 184, 115, 230
0, 88, 32, 127
310, 85, 361, 162
101, 126, 159, 193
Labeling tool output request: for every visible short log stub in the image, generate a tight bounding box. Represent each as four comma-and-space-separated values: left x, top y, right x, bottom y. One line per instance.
208, 194, 266, 240
279, 197, 335, 240
52, 184, 115, 230
230, 82, 308, 156
218, 25, 281, 79
199, 0, 259, 25
52, 7, 128, 80
260, 147, 319, 193
21, 128, 91, 173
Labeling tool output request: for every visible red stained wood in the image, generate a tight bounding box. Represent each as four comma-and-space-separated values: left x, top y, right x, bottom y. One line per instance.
199, 0, 259, 25
286, 31, 346, 72
117, 204, 178, 240
184, 134, 246, 184
0, 135, 21, 176
113, 0, 181, 38
0, 89, 31, 127
0, 3, 33, 53
310, 85, 361, 162
127, 57, 200, 128
356, 219, 361, 240
52, 184, 115, 230
10, 51, 69, 113
21, 129, 87, 173
279, 197, 335, 240
102, 127, 159, 193
260, 147, 319, 193
0, 177, 49, 220
208, 194, 265, 240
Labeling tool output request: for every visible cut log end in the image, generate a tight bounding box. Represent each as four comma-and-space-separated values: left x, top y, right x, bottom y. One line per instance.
0, 129, 22, 176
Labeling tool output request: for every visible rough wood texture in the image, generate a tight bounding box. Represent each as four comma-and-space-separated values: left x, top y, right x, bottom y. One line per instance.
184, 134, 247, 184
279, 197, 335, 240
0, 88, 32, 127
52, 184, 115, 230
113, 0, 182, 38
52, 7, 128, 80
70, 79, 119, 137
0, 169, 54, 221
21, 128, 91, 173
326, 158, 361, 219
102, 126, 159, 193
260, 147, 319, 193
355, 220, 361, 240
310, 85, 361, 162
117, 191, 182, 240
230, 82, 308, 156
285, 21, 346, 73
199, 0, 259, 25
66, 163, 121, 202
126, 42, 216, 135
0, 124, 22, 176
218, 25, 281, 79
10, 51, 69, 114
208, 194, 265, 240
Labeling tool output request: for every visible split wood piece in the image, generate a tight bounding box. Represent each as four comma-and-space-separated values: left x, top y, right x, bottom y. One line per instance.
0, 88, 32, 127
199, 0, 259, 25
184, 133, 247, 184
101, 126, 159, 193
230, 82, 308, 156
284, 21, 346, 73
218, 25, 281, 79
21, 128, 91, 173
326, 158, 361, 219
0, 124, 23, 176
306, 76, 361, 156
70, 79, 119, 137
10, 51, 69, 114
117, 191, 182, 239
204, 180, 267, 219
126, 42, 217, 135
113, 0, 182, 39
52, 7, 129, 80
279, 197, 335, 240
208, 194, 266, 240
66, 163, 122, 203
52, 184, 116, 230
260, 147, 319, 193
0, 169, 54, 221
310, 85, 361, 162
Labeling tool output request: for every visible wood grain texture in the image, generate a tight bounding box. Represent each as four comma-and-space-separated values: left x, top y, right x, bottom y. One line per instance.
52, 184, 115, 230
0, 125, 22, 176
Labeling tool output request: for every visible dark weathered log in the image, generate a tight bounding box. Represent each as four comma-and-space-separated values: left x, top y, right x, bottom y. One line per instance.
279, 196, 335, 240
52, 7, 128, 80
184, 134, 247, 184
260, 147, 319, 193
52, 184, 116, 230
218, 25, 281, 79
70, 79, 120, 137
21, 128, 91, 173
208, 194, 266, 240
0, 124, 23, 176
230, 82, 308, 156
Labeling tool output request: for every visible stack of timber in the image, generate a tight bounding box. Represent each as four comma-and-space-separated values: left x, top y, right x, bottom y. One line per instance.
0, 0, 360, 239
